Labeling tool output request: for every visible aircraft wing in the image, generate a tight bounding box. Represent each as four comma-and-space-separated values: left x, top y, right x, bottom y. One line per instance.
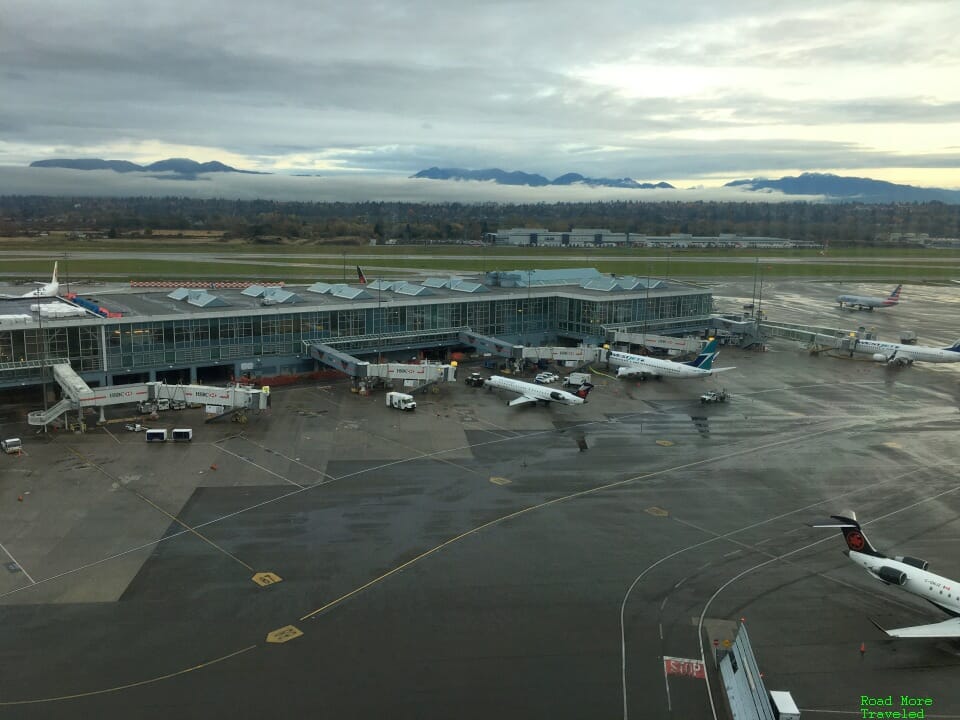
871, 617, 960, 638
508, 394, 539, 407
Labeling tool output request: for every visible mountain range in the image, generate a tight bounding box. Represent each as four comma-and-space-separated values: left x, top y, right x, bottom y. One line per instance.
411, 167, 674, 189
725, 172, 960, 203
30, 158, 265, 175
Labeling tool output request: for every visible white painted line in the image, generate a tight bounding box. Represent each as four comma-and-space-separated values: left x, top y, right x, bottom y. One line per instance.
722, 549, 741, 558
0, 541, 36, 584
102, 427, 121, 444
213, 444, 305, 488
662, 661, 672, 712
658, 623, 663, 640
673, 576, 687, 589
659, 596, 669, 611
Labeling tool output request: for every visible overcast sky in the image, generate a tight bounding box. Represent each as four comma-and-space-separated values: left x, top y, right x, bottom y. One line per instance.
3, 0, 960, 194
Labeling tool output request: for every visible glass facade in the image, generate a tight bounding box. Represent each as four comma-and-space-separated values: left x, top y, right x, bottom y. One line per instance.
0, 289, 711, 386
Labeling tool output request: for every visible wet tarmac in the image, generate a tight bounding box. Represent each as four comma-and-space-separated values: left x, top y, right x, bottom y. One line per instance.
0, 279, 959, 719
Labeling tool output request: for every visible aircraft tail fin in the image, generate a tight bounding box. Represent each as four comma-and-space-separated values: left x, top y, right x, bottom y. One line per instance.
944, 339, 960, 353
356, 266, 366, 284
51, 261, 58, 284
808, 510, 884, 557
686, 338, 719, 369
883, 284, 902, 305
574, 382, 594, 400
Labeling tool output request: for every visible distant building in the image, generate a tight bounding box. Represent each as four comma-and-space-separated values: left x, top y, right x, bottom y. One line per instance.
487, 228, 818, 249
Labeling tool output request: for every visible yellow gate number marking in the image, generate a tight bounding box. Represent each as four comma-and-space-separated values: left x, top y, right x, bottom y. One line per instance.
489, 476, 512, 486
645, 506, 669, 517
655, 440, 674, 447
266, 625, 303, 644
252, 572, 283, 587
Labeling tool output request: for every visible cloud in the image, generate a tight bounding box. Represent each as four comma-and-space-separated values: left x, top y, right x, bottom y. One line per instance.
0, 166, 823, 202
1, 0, 959, 185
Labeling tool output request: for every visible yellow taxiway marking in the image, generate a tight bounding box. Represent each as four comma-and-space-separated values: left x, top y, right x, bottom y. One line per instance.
645, 506, 669, 517
489, 476, 512, 486
655, 440, 675, 447
883, 441, 903, 449
266, 625, 303, 644
252, 572, 283, 587
0, 645, 257, 706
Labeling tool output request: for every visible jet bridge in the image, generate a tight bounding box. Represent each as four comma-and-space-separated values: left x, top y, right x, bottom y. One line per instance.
27, 363, 270, 428
305, 341, 457, 388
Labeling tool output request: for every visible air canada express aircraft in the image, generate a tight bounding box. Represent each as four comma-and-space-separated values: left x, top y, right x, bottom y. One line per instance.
483, 376, 593, 407
810, 511, 960, 638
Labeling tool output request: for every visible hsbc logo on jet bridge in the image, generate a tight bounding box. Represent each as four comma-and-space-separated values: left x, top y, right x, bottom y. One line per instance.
191, 390, 230, 399
391, 367, 427, 376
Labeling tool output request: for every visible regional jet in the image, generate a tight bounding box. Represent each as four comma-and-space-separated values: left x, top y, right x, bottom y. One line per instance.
0, 262, 59, 299
483, 376, 594, 407
836, 284, 901, 311
810, 511, 960, 638
606, 337, 734, 379
849, 336, 960, 366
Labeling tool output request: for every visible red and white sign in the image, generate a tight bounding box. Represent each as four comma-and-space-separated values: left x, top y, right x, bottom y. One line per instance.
663, 656, 706, 679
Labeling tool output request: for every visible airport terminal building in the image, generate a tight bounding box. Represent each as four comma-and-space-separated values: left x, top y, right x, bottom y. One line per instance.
0, 268, 714, 390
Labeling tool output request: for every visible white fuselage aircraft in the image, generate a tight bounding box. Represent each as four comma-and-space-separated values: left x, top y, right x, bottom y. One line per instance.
483, 376, 594, 407
851, 336, 960, 366
0, 262, 59, 299
811, 511, 960, 638
606, 337, 734, 379
836, 284, 901, 311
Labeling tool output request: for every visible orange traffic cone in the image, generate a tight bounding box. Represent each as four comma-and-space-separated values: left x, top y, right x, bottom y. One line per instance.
17, 495, 23, 502
860, 642, 866, 658
210, 464, 218, 471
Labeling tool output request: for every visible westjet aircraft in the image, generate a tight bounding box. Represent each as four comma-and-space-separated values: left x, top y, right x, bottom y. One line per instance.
483, 376, 593, 407
606, 337, 734, 379
810, 511, 960, 638
0, 262, 59, 298
836, 284, 901, 311
851, 336, 960, 366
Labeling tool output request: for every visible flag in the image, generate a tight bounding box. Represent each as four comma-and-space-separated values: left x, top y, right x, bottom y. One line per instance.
356, 266, 367, 284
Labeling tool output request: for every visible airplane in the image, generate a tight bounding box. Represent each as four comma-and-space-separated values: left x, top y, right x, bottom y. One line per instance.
836, 284, 901, 311
483, 375, 594, 407
0, 262, 59, 299
849, 335, 960, 366
810, 511, 960, 638
606, 337, 734, 379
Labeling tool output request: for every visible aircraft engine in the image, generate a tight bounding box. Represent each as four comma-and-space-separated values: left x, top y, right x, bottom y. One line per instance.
872, 353, 890, 363
877, 566, 907, 585
895, 555, 929, 571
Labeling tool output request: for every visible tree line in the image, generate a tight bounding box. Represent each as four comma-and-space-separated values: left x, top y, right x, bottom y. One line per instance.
1, 196, 958, 244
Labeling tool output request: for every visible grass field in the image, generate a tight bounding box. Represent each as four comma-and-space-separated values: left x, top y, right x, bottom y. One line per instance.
2, 240, 960, 282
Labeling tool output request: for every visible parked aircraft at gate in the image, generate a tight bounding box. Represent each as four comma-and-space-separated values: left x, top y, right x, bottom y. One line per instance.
606, 338, 734, 379
483, 376, 593, 407
0, 262, 59, 299
836, 284, 901, 311
810, 511, 960, 638
851, 336, 960, 366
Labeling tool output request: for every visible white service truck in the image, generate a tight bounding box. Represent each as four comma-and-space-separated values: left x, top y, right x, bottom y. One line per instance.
385, 391, 416, 411
1, 438, 22, 454
564, 372, 592, 388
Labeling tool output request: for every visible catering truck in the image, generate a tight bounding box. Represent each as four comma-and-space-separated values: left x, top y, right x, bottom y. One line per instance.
385, 392, 417, 411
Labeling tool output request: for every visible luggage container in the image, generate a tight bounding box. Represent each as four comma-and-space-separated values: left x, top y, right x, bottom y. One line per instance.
171, 428, 193, 442
145, 429, 168, 443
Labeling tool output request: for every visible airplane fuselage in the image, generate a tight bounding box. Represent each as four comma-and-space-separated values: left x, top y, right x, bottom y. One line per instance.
850, 550, 960, 616
853, 338, 960, 364
483, 376, 586, 405
608, 350, 713, 378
